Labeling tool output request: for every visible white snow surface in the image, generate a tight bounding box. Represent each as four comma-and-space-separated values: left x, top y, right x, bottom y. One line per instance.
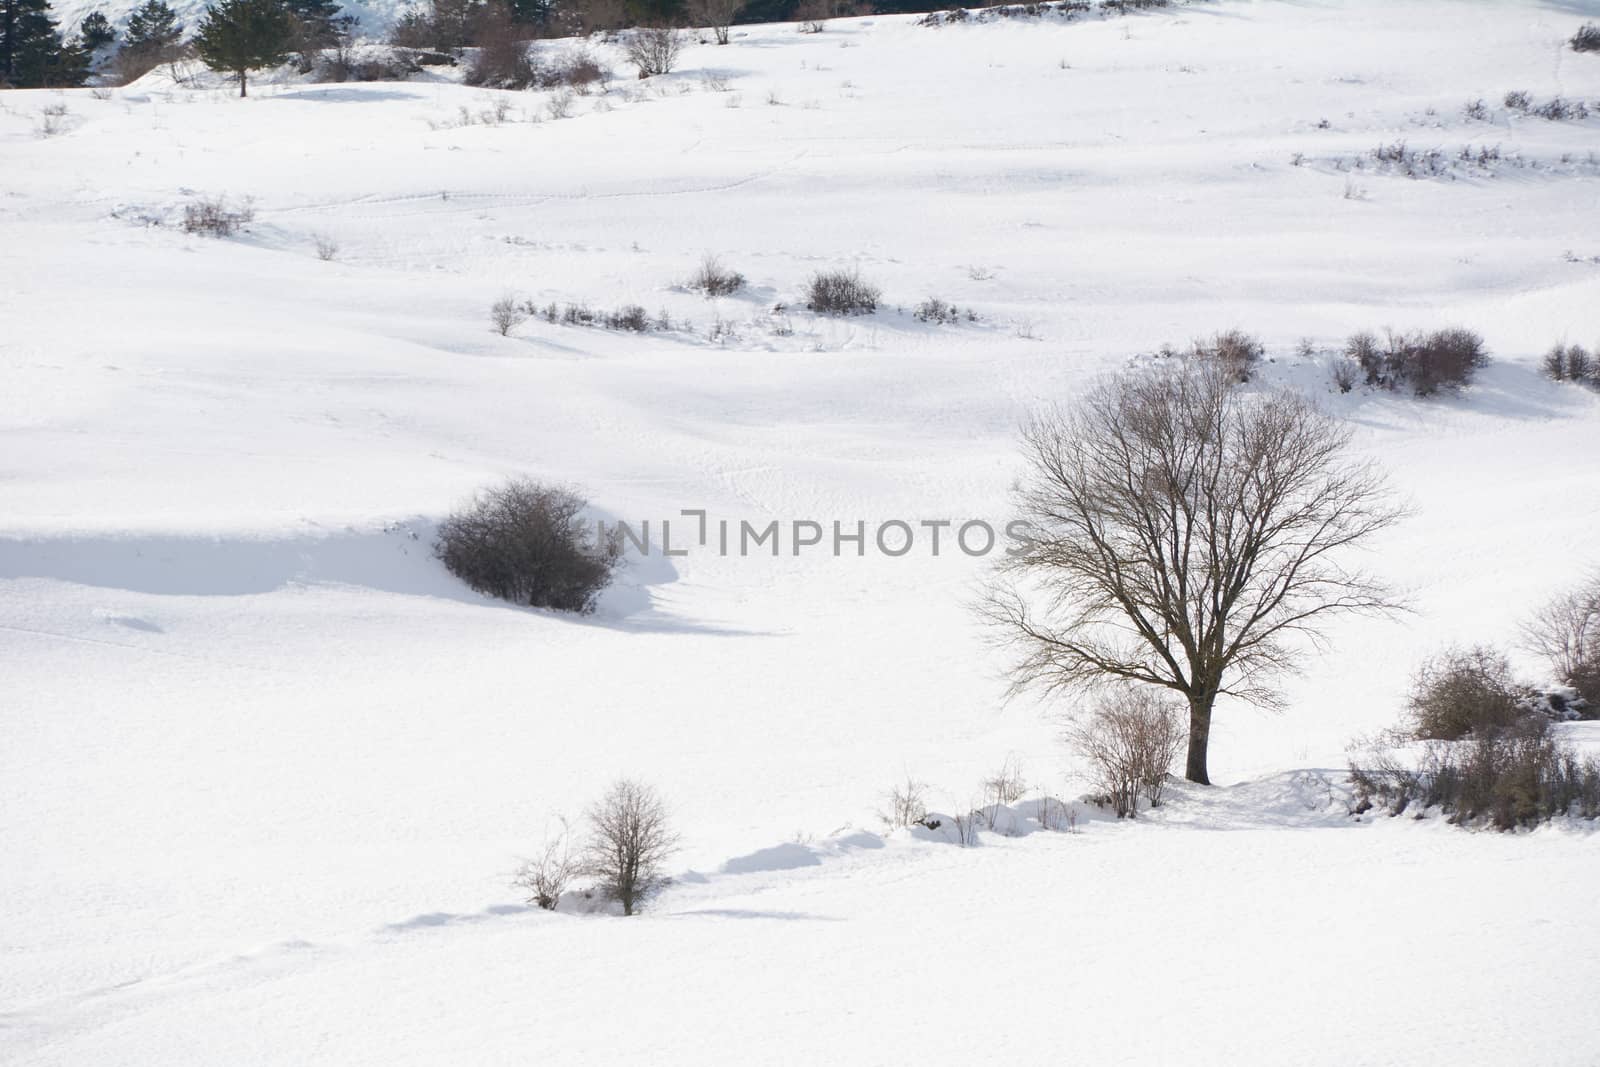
4, 1, 1600, 1063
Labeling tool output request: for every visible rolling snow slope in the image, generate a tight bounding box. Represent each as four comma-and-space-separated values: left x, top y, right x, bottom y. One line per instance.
3, 1, 1600, 1063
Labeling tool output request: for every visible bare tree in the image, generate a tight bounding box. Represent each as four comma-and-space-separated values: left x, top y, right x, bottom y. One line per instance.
582, 779, 677, 916
1066, 686, 1184, 816
513, 816, 576, 910
1522, 570, 1600, 698
984, 362, 1404, 784
688, 0, 739, 44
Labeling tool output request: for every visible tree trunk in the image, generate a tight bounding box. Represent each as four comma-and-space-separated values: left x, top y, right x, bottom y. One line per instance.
238, 68, 247, 97
1185, 694, 1214, 785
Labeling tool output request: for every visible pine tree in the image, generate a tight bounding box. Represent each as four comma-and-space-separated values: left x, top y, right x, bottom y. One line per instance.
2, 0, 84, 86
125, 0, 182, 52
79, 9, 113, 49
193, 0, 291, 96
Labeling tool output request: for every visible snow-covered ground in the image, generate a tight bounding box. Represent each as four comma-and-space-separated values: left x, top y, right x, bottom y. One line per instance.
3, 1, 1600, 1062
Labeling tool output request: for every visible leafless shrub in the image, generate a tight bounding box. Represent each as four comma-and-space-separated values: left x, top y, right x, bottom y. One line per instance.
1463, 97, 1489, 121
623, 27, 681, 79
879, 777, 929, 829
1036, 794, 1074, 832
689, 0, 739, 44
1190, 328, 1263, 382
581, 779, 677, 915
795, 0, 827, 32
1066, 686, 1184, 817
1351, 721, 1600, 829
1350, 327, 1488, 394
603, 304, 650, 331
914, 298, 973, 324
513, 817, 576, 910
313, 233, 339, 261
688, 254, 746, 297
182, 196, 255, 237
983, 756, 1027, 807
1566, 345, 1595, 384
805, 268, 879, 315
434, 479, 621, 613
1573, 23, 1600, 52
1408, 645, 1530, 741
949, 805, 980, 846
464, 7, 535, 89
491, 295, 526, 336
1522, 572, 1600, 703
1345, 330, 1381, 385
540, 49, 606, 90
1329, 355, 1358, 393
1394, 327, 1488, 395
1542, 344, 1570, 381
35, 103, 70, 138
546, 89, 575, 120
1504, 90, 1531, 111
1532, 97, 1590, 121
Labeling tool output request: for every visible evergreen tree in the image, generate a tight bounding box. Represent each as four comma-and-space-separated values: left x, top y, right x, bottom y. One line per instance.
193, 0, 291, 96
284, 0, 347, 45
2, 0, 84, 86
124, 0, 183, 53
79, 9, 113, 49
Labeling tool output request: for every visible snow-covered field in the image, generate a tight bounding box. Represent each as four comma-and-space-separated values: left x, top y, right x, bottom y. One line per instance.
4, 1, 1600, 1062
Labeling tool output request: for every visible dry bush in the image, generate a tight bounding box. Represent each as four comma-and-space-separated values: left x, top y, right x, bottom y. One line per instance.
1504, 90, 1531, 111
805, 268, 879, 315
1329, 355, 1358, 393
1546, 343, 1594, 385
623, 27, 681, 78
1567, 346, 1595, 384
1345, 330, 1382, 385
1191, 328, 1264, 383
1067, 687, 1184, 817
914, 298, 970, 325
464, 4, 535, 88
879, 777, 928, 829
434, 479, 621, 613
1523, 572, 1600, 703
1399, 327, 1488, 395
983, 755, 1026, 807
1532, 97, 1590, 121
1350, 328, 1488, 394
581, 779, 677, 915
1573, 23, 1600, 52
490, 295, 526, 335
1036, 795, 1075, 832
312, 233, 339, 260
688, 254, 745, 297
688, 0, 740, 44
1543, 344, 1570, 381
513, 817, 576, 910
1407, 645, 1530, 741
949, 805, 979, 846
539, 49, 606, 90
1351, 720, 1600, 830
602, 305, 650, 332
182, 196, 254, 237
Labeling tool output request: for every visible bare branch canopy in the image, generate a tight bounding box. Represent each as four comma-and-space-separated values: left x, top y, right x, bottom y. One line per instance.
983, 361, 1406, 784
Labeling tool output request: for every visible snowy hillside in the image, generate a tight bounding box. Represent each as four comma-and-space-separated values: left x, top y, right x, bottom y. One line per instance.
50, 0, 415, 39
4, 1, 1600, 1063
